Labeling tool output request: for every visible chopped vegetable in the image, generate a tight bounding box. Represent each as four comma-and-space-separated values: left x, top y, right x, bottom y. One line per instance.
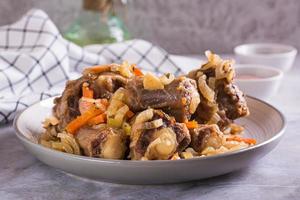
122, 122, 132, 136
135, 108, 154, 123
119, 61, 133, 78
207, 113, 221, 124
126, 110, 135, 118
107, 117, 121, 128
229, 123, 244, 134
170, 152, 180, 160
107, 100, 124, 117
83, 65, 110, 75
107, 88, 126, 117
181, 151, 193, 159
227, 136, 256, 145
143, 73, 164, 90
43, 116, 59, 128
144, 119, 164, 129
88, 113, 107, 126
112, 88, 125, 101
99, 98, 109, 107
160, 73, 175, 85
79, 98, 108, 115
113, 105, 129, 128
57, 133, 81, 155
82, 83, 94, 98
181, 97, 187, 105
66, 104, 105, 134
184, 120, 199, 129
198, 75, 215, 102
133, 66, 143, 76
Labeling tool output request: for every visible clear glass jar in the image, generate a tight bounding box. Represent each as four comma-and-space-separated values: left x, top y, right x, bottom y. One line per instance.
64, 0, 130, 46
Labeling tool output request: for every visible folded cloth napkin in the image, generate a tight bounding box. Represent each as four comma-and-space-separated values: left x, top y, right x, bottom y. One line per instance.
0, 9, 197, 124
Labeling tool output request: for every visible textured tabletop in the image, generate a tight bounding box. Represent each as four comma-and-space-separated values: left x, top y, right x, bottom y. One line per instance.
0, 57, 299, 200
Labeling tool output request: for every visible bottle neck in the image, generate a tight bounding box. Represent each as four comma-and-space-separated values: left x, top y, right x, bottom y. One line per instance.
83, 0, 113, 13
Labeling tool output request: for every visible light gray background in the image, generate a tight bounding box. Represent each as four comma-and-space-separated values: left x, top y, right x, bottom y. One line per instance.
0, 0, 299, 54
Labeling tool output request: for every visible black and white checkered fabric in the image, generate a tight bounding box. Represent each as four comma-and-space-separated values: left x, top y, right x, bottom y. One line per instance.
0, 9, 184, 124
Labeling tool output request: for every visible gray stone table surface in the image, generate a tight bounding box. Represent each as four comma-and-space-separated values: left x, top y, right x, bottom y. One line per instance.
0, 56, 299, 200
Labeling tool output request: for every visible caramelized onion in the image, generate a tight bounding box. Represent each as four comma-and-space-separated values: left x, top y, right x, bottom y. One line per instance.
144, 119, 164, 129
198, 75, 215, 102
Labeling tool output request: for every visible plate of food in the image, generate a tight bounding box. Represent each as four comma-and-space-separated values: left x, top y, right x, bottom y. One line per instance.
14, 51, 285, 184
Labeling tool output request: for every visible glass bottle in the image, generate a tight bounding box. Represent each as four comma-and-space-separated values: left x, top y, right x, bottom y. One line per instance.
63, 0, 130, 46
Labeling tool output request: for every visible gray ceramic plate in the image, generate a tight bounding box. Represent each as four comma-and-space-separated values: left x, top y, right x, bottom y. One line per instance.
14, 96, 286, 185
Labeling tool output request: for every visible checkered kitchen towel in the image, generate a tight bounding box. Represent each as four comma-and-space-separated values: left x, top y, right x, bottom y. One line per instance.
0, 9, 188, 124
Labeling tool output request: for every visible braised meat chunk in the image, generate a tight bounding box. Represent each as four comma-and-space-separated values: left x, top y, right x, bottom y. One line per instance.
53, 76, 89, 130
76, 126, 127, 159
53, 65, 129, 129
91, 72, 128, 99
124, 76, 200, 122
190, 124, 223, 153
130, 109, 191, 160
216, 82, 249, 120
188, 51, 249, 128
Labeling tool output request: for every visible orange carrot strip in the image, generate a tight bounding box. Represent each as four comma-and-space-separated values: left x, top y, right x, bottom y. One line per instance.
126, 110, 135, 118
66, 105, 105, 134
181, 97, 187, 105
88, 113, 107, 126
99, 98, 109, 107
133, 67, 143, 76
82, 84, 94, 98
227, 136, 256, 145
184, 120, 198, 129
83, 65, 110, 75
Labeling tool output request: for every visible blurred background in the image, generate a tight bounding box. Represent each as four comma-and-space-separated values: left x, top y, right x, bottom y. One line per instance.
0, 0, 299, 54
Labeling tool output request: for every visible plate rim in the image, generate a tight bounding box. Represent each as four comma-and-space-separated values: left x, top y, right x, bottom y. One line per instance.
13, 95, 286, 165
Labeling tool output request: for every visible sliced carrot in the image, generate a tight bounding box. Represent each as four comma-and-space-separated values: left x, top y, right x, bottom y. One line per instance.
83, 65, 110, 75
184, 120, 198, 129
88, 113, 107, 126
126, 110, 135, 118
133, 67, 143, 77
227, 136, 256, 145
181, 97, 187, 105
66, 104, 106, 134
99, 98, 109, 107
170, 152, 180, 160
82, 83, 94, 98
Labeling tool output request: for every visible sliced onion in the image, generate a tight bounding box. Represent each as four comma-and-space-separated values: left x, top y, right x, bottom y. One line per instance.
189, 90, 200, 114
208, 77, 216, 90
144, 119, 164, 129
180, 151, 193, 159
207, 113, 221, 124
144, 128, 177, 160
143, 73, 164, 90
107, 88, 126, 117
160, 73, 175, 85
170, 153, 181, 160
198, 75, 215, 102
42, 116, 59, 128
113, 105, 129, 128
57, 133, 81, 155
215, 60, 235, 81
40, 139, 51, 148
112, 88, 125, 101
135, 109, 154, 124
119, 61, 133, 78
